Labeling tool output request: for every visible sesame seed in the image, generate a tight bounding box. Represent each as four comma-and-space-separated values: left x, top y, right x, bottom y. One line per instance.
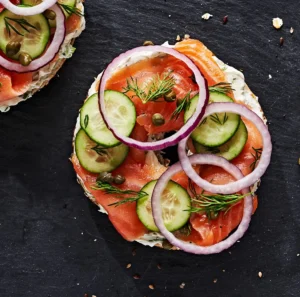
176, 35, 181, 41
149, 284, 155, 290
290, 27, 294, 34
258, 271, 263, 278
179, 282, 186, 289
126, 263, 131, 269
213, 278, 218, 283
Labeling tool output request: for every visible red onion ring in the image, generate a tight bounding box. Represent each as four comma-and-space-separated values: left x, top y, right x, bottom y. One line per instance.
0, 4, 66, 73
0, 0, 57, 16
178, 102, 272, 194
151, 154, 252, 254
98, 46, 209, 151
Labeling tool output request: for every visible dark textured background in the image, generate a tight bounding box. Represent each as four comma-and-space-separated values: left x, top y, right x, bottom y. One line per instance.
0, 0, 300, 296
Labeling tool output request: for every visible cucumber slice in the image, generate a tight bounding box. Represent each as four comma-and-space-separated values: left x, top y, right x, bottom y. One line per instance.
75, 129, 129, 174
184, 91, 240, 147
0, 8, 50, 60
194, 120, 248, 161
21, 0, 76, 28
80, 92, 136, 148
137, 180, 191, 232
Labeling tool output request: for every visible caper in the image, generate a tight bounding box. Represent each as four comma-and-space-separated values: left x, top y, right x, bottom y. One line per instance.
164, 90, 176, 102
97, 172, 114, 184
44, 9, 56, 20
114, 174, 125, 185
152, 113, 165, 126
143, 40, 154, 46
19, 52, 32, 66
6, 41, 21, 57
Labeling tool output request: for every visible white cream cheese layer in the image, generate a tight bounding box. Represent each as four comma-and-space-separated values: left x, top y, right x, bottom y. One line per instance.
73, 42, 265, 247
0, 2, 86, 112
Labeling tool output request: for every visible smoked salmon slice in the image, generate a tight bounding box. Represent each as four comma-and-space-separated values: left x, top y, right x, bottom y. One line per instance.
0, 66, 32, 102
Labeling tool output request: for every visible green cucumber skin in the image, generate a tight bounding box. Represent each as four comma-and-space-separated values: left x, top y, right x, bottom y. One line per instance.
0, 9, 50, 60
136, 180, 191, 232
75, 129, 129, 174
80, 91, 136, 148
185, 91, 240, 147
194, 120, 248, 161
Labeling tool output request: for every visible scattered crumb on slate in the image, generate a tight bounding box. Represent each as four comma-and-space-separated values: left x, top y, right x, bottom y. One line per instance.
222, 269, 226, 272
280, 37, 284, 46
133, 274, 140, 280
297, 253, 300, 256
202, 13, 213, 20
258, 271, 263, 278
290, 27, 294, 34
157, 263, 162, 270
223, 15, 228, 24
272, 17, 283, 29
126, 263, 131, 269
213, 278, 218, 283
269, 74, 272, 79
179, 282, 186, 289
149, 284, 155, 290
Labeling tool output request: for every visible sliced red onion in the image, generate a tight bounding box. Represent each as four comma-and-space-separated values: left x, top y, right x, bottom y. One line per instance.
151, 154, 252, 254
178, 102, 272, 194
0, 0, 57, 16
98, 46, 209, 151
0, 4, 65, 73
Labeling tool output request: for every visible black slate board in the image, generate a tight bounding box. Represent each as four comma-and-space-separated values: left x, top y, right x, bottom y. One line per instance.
0, 0, 300, 296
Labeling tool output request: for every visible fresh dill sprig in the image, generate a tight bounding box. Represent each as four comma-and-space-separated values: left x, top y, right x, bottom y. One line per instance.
250, 147, 262, 171
92, 181, 148, 207
208, 82, 234, 94
171, 92, 191, 120
199, 117, 207, 126
210, 113, 228, 125
91, 144, 108, 156
123, 71, 175, 103
60, 4, 84, 17
4, 17, 36, 37
187, 179, 250, 220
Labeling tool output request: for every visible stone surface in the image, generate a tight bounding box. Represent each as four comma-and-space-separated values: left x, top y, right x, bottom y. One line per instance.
0, 0, 300, 296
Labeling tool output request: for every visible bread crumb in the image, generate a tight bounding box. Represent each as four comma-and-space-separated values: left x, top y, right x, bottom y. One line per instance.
126, 263, 131, 269
258, 271, 263, 278
202, 13, 213, 20
179, 282, 186, 289
273, 17, 283, 29
290, 27, 294, 34
149, 284, 155, 290
176, 35, 181, 41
